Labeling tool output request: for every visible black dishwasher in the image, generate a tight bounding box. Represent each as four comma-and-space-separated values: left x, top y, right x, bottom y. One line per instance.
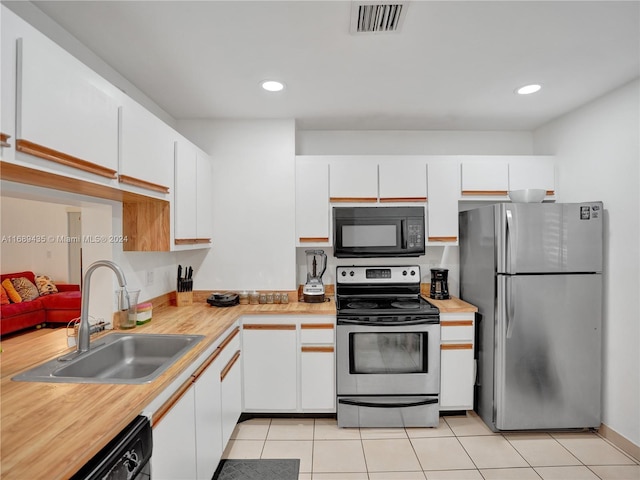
71, 415, 152, 480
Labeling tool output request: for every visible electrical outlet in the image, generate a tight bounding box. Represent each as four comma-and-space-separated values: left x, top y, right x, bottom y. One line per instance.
146, 270, 154, 286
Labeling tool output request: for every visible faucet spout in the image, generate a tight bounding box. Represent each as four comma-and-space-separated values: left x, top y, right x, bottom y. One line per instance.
77, 260, 128, 353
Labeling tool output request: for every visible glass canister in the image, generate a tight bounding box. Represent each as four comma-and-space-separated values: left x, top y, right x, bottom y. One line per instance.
249, 291, 259, 305
239, 291, 249, 305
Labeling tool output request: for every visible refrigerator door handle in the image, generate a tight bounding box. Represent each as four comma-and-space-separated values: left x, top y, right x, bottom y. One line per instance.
505, 276, 515, 339
505, 209, 517, 272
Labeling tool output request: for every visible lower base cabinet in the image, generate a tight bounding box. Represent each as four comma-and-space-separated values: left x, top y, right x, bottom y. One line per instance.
439, 313, 476, 411
150, 324, 241, 480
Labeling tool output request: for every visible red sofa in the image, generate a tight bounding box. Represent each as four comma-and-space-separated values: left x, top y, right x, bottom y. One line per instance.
1, 271, 81, 336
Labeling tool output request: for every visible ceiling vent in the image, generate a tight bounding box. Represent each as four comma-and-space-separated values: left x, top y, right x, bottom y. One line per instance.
350, 2, 407, 34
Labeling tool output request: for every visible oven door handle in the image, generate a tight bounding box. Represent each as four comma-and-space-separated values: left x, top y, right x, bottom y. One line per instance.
337, 317, 439, 326
338, 398, 438, 409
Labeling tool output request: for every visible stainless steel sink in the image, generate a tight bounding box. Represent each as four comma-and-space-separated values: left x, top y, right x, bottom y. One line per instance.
12, 333, 205, 384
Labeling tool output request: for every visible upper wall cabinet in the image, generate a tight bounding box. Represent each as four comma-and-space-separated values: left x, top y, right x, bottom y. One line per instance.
378, 156, 427, 203
119, 96, 175, 197
174, 137, 213, 248
15, 34, 119, 181
295, 156, 330, 245
460, 156, 556, 200
426, 159, 460, 244
509, 155, 555, 194
328, 156, 378, 203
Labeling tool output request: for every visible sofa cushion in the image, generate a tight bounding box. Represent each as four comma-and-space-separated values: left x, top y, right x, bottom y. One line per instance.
40, 290, 81, 310
2, 279, 22, 303
11, 277, 40, 302
34, 275, 59, 296
1, 298, 44, 317
1, 285, 9, 305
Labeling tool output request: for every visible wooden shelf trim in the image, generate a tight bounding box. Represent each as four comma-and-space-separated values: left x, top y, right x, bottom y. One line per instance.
379, 197, 427, 203
0, 132, 11, 148
441, 320, 474, 327
174, 238, 212, 245
301, 346, 334, 353
441, 343, 473, 350
220, 351, 241, 381
301, 323, 334, 330
118, 174, 170, 194
330, 197, 378, 203
299, 237, 330, 243
428, 236, 458, 243
16, 139, 117, 179
461, 190, 508, 196
242, 324, 296, 331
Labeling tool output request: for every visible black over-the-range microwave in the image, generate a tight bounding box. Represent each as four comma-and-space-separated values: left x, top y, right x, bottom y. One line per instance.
333, 206, 426, 258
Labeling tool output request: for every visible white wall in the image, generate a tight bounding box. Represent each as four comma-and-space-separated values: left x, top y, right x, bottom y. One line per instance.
534, 79, 640, 448
177, 119, 297, 290
0, 196, 72, 280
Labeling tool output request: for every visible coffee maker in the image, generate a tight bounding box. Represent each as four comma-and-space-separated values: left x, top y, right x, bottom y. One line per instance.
430, 268, 450, 300
303, 249, 327, 303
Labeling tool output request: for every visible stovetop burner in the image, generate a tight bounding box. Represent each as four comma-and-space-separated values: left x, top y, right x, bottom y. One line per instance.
390, 301, 420, 309
347, 301, 378, 310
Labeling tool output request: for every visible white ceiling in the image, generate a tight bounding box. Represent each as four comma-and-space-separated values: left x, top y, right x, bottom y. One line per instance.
24, 1, 640, 130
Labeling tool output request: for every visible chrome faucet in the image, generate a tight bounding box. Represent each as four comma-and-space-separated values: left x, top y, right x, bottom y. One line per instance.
77, 260, 129, 353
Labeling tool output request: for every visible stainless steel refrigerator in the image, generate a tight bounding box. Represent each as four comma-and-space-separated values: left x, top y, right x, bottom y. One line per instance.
459, 202, 603, 431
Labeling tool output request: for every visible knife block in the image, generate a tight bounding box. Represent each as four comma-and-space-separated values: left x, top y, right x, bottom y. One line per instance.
176, 291, 193, 307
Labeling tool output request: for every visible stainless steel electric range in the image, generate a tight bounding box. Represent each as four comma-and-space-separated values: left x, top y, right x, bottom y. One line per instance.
335, 265, 441, 428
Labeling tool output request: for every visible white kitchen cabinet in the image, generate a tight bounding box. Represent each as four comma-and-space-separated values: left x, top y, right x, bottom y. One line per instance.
328, 156, 378, 202
14, 30, 119, 181
151, 383, 198, 480
194, 352, 223, 480
378, 156, 427, 202
242, 321, 298, 411
174, 137, 213, 247
440, 313, 475, 411
426, 159, 460, 244
300, 321, 335, 412
295, 156, 330, 245
509, 156, 556, 194
119, 95, 175, 196
219, 328, 242, 446
461, 158, 509, 197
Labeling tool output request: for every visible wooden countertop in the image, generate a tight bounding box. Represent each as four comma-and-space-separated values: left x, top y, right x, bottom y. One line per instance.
0, 299, 335, 480
0, 292, 475, 479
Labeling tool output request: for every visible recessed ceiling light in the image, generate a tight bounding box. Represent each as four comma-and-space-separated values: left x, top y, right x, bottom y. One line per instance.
516, 84, 542, 95
261, 80, 285, 92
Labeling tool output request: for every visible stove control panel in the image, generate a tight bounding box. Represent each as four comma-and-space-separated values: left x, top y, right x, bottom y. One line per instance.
337, 265, 420, 284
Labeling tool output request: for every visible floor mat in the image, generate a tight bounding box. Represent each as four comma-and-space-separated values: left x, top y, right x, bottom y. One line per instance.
212, 459, 300, 480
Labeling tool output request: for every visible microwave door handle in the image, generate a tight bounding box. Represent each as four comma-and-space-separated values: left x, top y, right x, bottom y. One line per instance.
400, 220, 407, 249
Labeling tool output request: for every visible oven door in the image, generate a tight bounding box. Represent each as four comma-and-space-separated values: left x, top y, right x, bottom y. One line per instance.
337, 318, 440, 396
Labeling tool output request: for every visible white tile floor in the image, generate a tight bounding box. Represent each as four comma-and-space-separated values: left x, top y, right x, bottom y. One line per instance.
222, 412, 640, 480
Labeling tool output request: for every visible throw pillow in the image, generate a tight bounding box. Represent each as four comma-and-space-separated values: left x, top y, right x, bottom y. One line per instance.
11, 277, 40, 302
0, 285, 9, 305
2, 278, 22, 303
35, 275, 59, 296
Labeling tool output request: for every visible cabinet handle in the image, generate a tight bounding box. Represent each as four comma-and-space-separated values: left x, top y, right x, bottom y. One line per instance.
299, 237, 329, 243
219, 326, 240, 352
461, 190, 508, 196
441, 343, 473, 350
118, 174, 170, 194
379, 197, 427, 203
301, 346, 334, 353
220, 351, 241, 381
330, 197, 377, 203
243, 324, 296, 330
0, 132, 11, 148
174, 238, 212, 245
191, 348, 222, 380
428, 236, 457, 243
16, 139, 117, 179
441, 320, 473, 327
300, 323, 334, 330
152, 378, 193, 427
